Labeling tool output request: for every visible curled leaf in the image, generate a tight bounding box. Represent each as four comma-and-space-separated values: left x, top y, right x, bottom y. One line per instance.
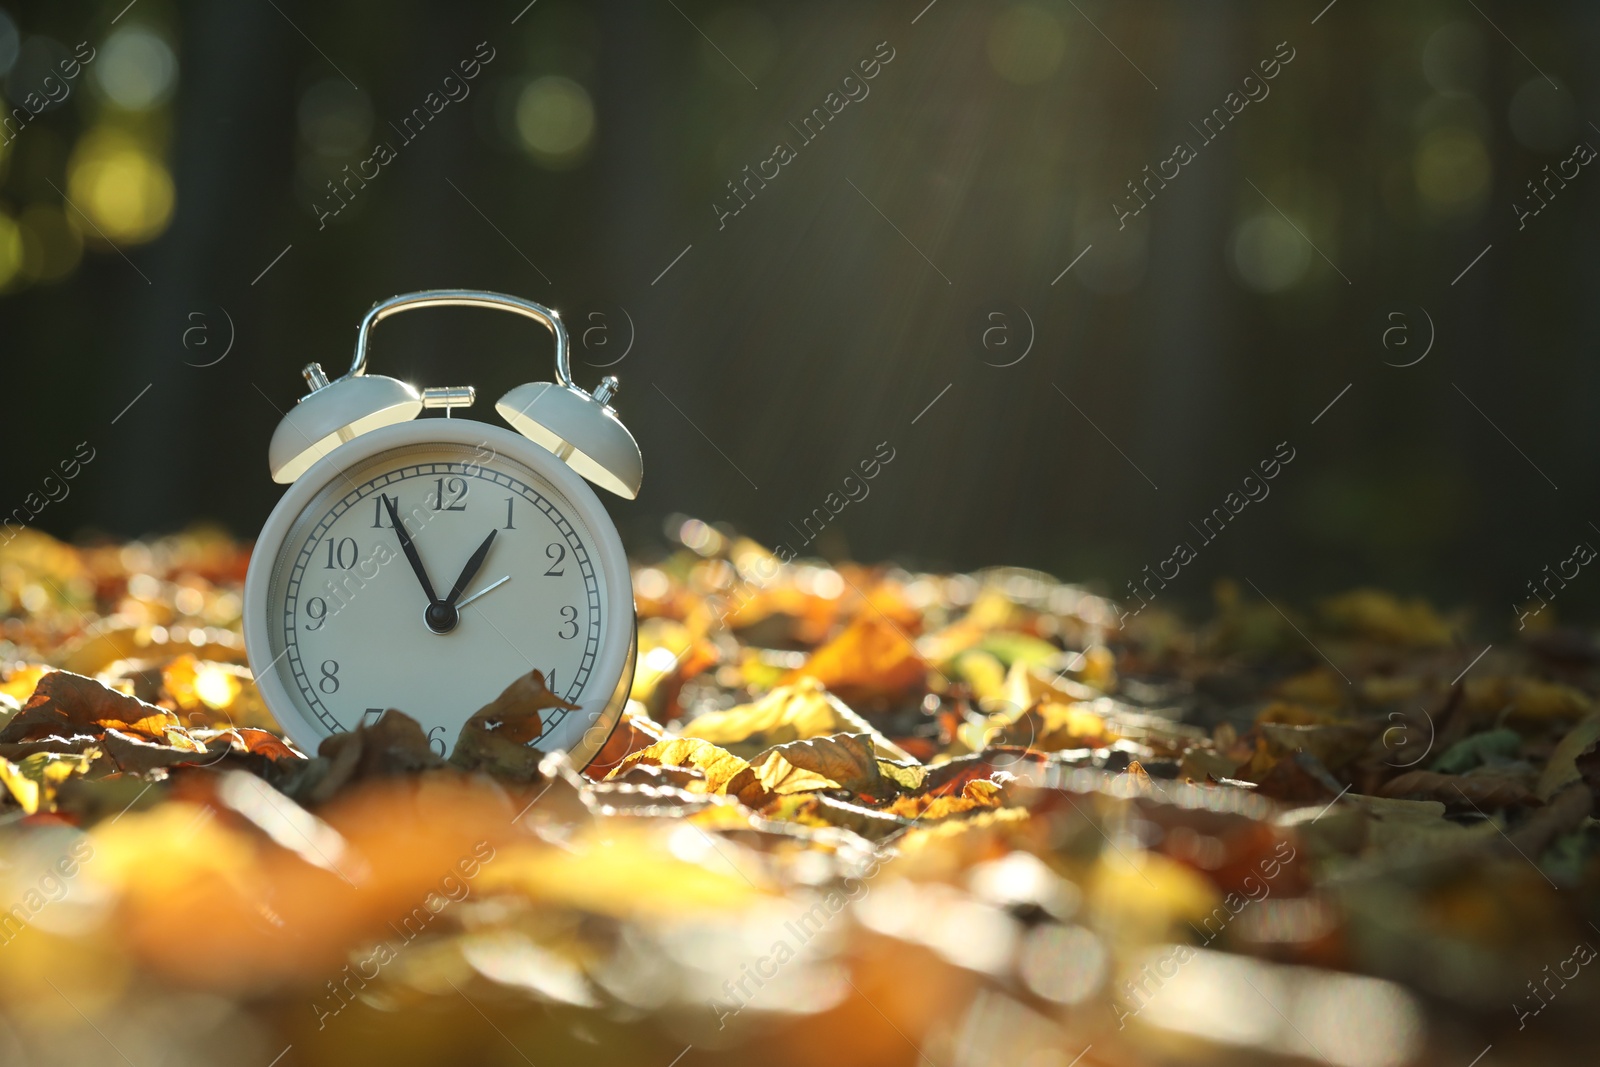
0, 669, 178, 745
451, 670, 578, 781
727, 733, 884, 807
607, 737, 750, 795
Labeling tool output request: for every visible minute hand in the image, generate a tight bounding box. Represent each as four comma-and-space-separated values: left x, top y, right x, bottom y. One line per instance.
444, 530, 498, 607
383, 494, 440, 604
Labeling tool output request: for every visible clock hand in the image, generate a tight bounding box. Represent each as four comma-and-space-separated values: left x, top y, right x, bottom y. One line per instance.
455, 574, 510, 610
444, 529, 498, 607
383, 493, 440, 605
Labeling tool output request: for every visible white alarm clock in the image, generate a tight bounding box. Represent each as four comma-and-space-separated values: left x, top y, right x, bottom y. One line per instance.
242, 290, 640, 766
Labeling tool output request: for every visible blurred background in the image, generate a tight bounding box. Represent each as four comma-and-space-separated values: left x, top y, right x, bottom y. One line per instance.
0, 0, 1595, 623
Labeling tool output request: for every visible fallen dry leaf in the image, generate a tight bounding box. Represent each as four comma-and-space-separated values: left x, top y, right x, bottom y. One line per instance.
450, 669, 578, 780
1378, 769, 1538, 808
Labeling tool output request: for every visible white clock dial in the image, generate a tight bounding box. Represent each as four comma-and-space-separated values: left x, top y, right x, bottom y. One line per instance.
257, 436, 611, 755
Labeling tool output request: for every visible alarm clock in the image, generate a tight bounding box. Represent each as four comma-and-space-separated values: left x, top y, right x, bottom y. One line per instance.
242, 290, 640, 766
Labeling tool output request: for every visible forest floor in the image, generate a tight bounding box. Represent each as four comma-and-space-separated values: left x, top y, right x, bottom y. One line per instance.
0, 524, 1595, 1066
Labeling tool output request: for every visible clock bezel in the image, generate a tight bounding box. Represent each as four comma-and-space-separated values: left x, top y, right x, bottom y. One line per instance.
243, 418, 635, 767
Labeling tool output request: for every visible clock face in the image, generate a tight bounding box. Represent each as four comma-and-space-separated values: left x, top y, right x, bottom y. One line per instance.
256, 436, 612, 755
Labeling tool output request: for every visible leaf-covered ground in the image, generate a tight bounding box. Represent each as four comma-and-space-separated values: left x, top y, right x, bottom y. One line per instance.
0, 524, 1596, 1066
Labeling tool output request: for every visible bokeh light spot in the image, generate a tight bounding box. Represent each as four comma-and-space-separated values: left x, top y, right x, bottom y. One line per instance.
92, 26, 177, 110
515, 76, 595, 169
1019, 923, 1105, 1004
1231, 212, 1312, 293
0, 210, 25, 290
1508, 78, 1576, 152
66, 128, 175, 243
987, 4, 1066, 85
1414, 126, 1489, 214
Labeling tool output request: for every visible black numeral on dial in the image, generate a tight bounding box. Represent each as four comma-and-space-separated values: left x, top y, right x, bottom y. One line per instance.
433, 477, 467, 511
319, 660, 340, 693
324, 537, 357, 569
305, 596, 327, 630
558, 605, 578, 639
545, 543, 566, 576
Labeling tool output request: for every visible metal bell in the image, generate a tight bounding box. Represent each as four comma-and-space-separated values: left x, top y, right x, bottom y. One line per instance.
264, 290, 643, 499
268, 365, 421, 483
498, 374, 642, 499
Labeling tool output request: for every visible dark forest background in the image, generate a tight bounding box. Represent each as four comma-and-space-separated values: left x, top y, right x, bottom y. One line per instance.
1, 0, 1596, 628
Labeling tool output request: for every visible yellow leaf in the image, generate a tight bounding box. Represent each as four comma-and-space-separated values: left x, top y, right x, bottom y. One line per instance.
987, 700, 1111, 752
608, 737, 750, 795
881, 780, 1006, 822
728, 733, 883, 805
0, 758, 39, 813
0, 664, 51, 704
997, 659, 1098, 713
679, 679, 916, 762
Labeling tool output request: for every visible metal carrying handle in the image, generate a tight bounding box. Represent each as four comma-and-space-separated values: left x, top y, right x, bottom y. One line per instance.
345, 289, 573, 389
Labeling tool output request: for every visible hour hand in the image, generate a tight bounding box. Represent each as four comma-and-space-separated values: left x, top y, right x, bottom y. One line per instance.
445, 530, 497, 608
383, 494, 439, 604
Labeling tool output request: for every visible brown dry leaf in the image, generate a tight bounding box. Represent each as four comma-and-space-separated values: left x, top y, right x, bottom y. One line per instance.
608, 763, 708, 789
921, 749, 1043, 798
0, 668, 179, 745
727, 733, 884, 807
101, 727, 214, 774
607, 737, 750, 795
1378, 769, 1538, 808
451, 669, 578, 781
881, 780, 1006, 822
583, 702, 667, 780
679, 679, 916, 761
787, 613, 927, 702
214, 726, 301, 762
312, 709, 447, 802
1250, 751, 1340, 804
